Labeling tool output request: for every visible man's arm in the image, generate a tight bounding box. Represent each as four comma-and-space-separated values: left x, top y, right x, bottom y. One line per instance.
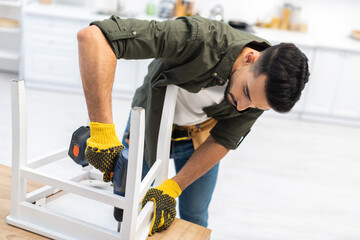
77, 25, 117, 124
141, 135, 229, 235
77, 26, 125, 182
172, 135, 230, 191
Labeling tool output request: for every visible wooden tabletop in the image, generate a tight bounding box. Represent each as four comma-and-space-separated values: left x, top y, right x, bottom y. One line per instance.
0, 164, 48, 240
0, 164, 211, 240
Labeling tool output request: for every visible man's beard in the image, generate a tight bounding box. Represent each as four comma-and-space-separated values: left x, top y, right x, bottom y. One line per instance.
224, 77, 250, 114
224, 77, 237, 108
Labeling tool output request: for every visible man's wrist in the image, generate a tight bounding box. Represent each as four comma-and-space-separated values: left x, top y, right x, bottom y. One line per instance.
88, 122, 122, 147
171, 176, 187, 192
157, 179, 182, 198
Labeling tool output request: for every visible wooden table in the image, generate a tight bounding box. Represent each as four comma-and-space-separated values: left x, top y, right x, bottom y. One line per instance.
0, 164, 211, 240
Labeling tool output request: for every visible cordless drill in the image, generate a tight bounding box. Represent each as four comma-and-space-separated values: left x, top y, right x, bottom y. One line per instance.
68, 126, 128, 231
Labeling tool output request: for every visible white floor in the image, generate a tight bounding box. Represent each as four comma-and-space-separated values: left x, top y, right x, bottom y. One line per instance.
1, 71, 360, 240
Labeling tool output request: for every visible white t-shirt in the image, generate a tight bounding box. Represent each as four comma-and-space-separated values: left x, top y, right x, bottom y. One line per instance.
173, 83, 227, 126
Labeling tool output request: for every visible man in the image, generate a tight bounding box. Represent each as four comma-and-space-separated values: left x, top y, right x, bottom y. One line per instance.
77, 15, 309, 235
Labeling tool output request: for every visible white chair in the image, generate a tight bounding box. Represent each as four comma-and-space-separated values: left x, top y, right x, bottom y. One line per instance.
6, 79, 179, 240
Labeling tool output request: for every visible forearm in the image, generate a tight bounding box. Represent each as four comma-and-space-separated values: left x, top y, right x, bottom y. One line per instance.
77, 25, 117, 124
172, 136, 229, 191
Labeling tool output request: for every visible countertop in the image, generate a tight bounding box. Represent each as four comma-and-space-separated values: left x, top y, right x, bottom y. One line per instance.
253, 27, 360, 53
23, 2, 161, 22
23, 2, 360, 53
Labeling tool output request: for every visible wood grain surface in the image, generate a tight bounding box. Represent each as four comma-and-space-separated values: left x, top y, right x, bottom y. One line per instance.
0, 164, 211, 240
0, 164, 48, 240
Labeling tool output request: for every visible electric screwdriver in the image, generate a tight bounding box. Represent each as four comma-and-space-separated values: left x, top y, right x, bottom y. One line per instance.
68, 126, 127, 231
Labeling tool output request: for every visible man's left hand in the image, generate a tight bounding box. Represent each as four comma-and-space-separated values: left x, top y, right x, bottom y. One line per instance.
141, 179, 182, 235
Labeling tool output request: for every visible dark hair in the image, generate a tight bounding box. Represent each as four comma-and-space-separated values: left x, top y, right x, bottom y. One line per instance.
253, 42, 310, 113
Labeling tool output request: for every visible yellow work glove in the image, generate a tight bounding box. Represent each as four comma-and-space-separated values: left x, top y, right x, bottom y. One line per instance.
141, 179, 182, 236
85, 122, 124, 182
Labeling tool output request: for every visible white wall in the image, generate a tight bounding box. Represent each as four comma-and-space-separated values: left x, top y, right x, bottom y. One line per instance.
122, 0, 360, 37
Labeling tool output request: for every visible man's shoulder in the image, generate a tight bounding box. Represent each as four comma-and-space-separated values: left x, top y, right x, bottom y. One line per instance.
185, 15, 234, 32
184, 15, 270, 46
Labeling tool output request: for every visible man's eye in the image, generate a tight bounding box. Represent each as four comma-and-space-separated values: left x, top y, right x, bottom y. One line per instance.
243, 85, 251, 102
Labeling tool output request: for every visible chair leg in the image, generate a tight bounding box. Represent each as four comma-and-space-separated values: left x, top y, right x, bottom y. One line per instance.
10, 79, 28, 218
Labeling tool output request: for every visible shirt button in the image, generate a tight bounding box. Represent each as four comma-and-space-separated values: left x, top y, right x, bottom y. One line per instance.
201, 87, 205, 90
132, 31, 137, 36
212, 72, 218, 77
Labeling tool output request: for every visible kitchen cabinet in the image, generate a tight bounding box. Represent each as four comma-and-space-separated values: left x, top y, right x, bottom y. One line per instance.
302, 49, 360, 124
22, 4, 148, 95
22, 14, 84, 89
331, 51, 360, 119
0, 0, 23, 72
302, 48, 344, 116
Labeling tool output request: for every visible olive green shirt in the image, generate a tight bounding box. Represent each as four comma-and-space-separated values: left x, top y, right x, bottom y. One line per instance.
91, 15, 271, 167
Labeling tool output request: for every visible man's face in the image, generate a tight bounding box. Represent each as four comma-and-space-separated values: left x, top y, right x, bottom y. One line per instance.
225, 65, 271, 112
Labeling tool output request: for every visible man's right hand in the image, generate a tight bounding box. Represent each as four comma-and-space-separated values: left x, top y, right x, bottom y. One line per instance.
85, 122, 124, 182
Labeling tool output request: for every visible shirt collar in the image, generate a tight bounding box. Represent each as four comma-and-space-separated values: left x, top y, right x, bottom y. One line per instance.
212, 40, 271, 82
212, 42, 247, 82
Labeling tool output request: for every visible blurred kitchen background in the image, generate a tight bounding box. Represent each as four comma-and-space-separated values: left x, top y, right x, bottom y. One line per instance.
1, 0, 360, 239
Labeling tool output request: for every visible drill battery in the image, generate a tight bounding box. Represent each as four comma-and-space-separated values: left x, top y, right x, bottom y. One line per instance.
68, 126, 90, 167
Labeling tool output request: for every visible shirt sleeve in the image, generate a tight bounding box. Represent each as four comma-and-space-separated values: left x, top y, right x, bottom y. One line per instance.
90, 16, 199, 60
210, 109, 264, 150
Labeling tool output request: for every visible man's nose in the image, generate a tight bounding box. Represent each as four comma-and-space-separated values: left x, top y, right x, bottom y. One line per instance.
236, 100, 252, 111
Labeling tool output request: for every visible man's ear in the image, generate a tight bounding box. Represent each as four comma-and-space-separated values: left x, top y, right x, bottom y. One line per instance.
244, 51, 256, 65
